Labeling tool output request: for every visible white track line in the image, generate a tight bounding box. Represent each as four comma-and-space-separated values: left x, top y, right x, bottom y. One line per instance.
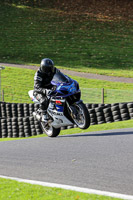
0, 175, 133, 200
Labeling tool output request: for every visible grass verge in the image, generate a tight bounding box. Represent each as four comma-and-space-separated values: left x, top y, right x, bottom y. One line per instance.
0, 178, 122, 200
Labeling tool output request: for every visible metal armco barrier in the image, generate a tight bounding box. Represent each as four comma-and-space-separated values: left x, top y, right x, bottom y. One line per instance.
0, 101, 133, 138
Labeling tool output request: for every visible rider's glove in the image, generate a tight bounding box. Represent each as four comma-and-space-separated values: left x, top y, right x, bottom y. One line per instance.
51, 85, 57, 91
42, 89, 52, 96
42, 89, 46, 94
45, 89, 52, 96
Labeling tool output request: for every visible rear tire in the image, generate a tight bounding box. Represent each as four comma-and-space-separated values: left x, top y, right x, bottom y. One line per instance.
71, 102, 90, 129
40, 122, 60, 137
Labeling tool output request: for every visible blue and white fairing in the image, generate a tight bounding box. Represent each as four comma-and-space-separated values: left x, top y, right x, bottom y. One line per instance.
51, 70, 80, 97
50, 70, 80, 114
46, 70, 81, 128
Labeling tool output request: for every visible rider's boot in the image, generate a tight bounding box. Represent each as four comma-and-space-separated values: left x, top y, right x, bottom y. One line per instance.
41, 110, 49, 122
33, 108, 41, 121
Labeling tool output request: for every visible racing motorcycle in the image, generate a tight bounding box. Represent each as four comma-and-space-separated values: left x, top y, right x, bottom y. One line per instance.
28, 70, 90, 137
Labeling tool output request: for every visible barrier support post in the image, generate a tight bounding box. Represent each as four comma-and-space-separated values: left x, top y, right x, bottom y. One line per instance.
0, 66, 5, 102
102, 88, 104, 104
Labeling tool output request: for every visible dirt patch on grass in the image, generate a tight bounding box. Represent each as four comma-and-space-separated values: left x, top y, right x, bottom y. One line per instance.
3, 0, 133, 21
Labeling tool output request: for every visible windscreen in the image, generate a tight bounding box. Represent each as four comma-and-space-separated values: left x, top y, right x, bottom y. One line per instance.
52, 70, 69, 83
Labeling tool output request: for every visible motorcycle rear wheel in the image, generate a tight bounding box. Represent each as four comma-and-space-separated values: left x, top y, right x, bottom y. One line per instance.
71, 102, 90, 129
40, 122, 60, 137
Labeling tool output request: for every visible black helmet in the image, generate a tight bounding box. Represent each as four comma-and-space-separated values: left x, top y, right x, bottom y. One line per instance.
40, 58, 55, 75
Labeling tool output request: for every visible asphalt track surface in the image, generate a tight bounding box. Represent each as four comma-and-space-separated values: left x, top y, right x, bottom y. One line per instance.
0, 128, 133, 196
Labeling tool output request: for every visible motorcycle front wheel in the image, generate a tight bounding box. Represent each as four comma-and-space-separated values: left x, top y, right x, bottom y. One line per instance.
40, 122, 60, 137
71, 102, 90, 129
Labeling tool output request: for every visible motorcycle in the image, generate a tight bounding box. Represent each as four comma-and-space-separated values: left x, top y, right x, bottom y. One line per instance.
28, 70, 90, 137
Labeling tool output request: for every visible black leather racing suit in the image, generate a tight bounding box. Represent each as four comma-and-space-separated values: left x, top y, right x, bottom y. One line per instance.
33, 67, 56, 111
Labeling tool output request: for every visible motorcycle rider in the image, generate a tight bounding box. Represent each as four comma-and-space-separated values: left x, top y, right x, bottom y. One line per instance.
33, 58, 57, 122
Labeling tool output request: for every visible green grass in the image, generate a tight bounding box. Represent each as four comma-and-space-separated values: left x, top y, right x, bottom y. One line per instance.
0, 3, 133, 77
1, 67, 35, 103
60, 119, 133, 136
1, 66, 133, 103
0, 178, 122, 200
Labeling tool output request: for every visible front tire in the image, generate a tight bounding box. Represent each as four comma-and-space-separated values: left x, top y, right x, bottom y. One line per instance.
40, 122, 60, 137
71, 102, 90, 129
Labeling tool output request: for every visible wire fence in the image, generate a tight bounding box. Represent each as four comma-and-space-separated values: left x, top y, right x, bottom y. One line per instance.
1, 86, 30, 103
81, 88, 133, 104
1, 85, 133, 104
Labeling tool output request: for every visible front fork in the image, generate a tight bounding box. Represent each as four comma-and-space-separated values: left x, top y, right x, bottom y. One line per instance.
66, 100, 83, 119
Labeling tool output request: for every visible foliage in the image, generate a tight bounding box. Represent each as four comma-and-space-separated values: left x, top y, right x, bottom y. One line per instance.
2, 0, 55, 8
2, 0, 133, 21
